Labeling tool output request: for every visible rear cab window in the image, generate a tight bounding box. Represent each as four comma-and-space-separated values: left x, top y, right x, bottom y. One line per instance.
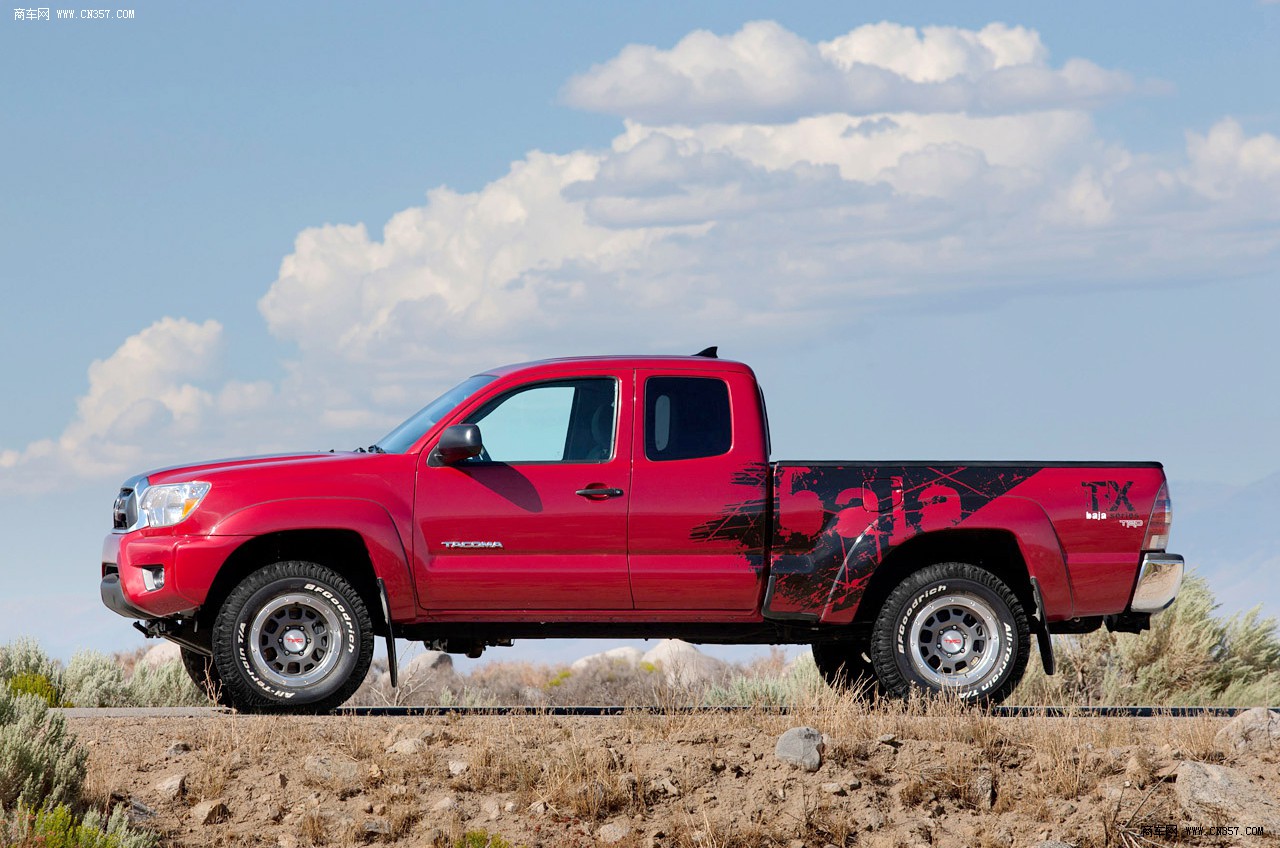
644, 376, 732, 461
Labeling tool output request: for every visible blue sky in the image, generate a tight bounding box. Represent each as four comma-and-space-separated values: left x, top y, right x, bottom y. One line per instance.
2, 2, 1278, 665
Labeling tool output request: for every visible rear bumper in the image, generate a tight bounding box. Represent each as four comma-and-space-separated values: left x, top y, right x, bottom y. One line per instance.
1129, 552, 1184, 613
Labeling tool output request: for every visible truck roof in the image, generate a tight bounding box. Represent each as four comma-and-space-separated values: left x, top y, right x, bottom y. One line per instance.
482, 354, 755, 378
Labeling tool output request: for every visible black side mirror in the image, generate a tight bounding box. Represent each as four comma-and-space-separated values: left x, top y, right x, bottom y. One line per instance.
431, 424, 484, 466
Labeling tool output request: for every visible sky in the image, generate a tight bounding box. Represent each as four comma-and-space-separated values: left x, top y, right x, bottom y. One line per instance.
2, 2, 1278, 668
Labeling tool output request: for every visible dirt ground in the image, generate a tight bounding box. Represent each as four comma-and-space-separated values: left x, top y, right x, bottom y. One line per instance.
68, 702, 1280, 848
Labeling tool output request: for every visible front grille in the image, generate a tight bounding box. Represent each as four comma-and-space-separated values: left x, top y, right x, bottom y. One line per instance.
112, 488, 134, 530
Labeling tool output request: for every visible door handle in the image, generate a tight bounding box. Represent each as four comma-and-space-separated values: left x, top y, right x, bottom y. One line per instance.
576, 487, 624, 499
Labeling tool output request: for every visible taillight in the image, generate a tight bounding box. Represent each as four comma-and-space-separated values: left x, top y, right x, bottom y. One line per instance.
1143, 483, 1172, 551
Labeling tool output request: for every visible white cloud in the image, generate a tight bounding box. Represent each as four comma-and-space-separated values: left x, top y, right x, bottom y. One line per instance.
562, 21, 1133, 124
3, 22, 1278, 488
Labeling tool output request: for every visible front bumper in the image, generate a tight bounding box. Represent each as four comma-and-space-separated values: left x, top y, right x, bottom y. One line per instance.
100, 531, 244, 620
1129, 552, 1185, 613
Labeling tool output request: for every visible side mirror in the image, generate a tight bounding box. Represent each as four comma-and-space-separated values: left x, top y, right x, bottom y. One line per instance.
431, 424, 484, 466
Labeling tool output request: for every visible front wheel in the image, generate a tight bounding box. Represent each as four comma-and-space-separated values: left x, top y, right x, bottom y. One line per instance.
870, 562, 1029, 704
211, 561, 373, 712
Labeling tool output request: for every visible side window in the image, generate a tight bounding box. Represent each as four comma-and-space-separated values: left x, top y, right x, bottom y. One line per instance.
645, 377, 731, 462
469, 379, 616, 463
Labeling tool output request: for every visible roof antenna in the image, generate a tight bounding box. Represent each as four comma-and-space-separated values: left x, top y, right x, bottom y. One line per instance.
693, 346, 718, 358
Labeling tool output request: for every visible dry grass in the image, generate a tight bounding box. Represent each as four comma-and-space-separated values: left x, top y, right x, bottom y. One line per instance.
67, 692, 1277, 848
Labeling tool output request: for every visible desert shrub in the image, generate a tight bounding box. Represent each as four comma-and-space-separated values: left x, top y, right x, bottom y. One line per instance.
453, 831, 516, 848
704, 652, 824, 707
0, 689, 86, 810
63, 652, 128, 709
1014, 572, 1280, 706
125, 660, 207, 708
6, 673, 68, 708
0, 800, 156, 848
0, 639, 64, 697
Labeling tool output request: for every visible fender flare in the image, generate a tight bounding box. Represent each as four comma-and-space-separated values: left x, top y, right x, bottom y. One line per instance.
211, 498, 416, 623
814, 496, 1074, 625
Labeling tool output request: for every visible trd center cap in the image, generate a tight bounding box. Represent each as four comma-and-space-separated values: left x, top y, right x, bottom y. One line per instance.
280, 629, 309, 655
939, 629, 966, 655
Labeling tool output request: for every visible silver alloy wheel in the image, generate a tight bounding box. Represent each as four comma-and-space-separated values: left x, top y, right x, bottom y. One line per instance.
247, 592, 343, 689
907, 592, 1002, 688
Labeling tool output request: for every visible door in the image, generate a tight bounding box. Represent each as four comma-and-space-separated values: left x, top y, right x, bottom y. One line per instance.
415, 376, 634, 610
628, 370, 769, 611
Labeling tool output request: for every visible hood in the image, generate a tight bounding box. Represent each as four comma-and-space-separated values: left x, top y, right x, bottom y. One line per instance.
140, 452, 353, 486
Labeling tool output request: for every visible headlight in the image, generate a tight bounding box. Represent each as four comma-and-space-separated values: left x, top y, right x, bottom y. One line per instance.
138, 482, 211, 527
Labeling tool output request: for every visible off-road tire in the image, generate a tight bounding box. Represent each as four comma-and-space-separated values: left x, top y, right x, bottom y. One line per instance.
211, 561, 373, 712
870, 562, 1029, 704
812, 640, 881, 697
180, 647, 230, 706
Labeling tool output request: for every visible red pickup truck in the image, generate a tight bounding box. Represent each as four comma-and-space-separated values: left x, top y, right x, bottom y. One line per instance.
101, 351, 1184, 711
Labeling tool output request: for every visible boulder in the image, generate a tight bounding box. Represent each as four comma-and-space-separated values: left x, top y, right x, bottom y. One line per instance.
137, 641, 181, 670
402, 650, 453, 678
775, 726, 825, 772
570, 646, 644, 673
641, 640, 726, 687
1214, 707, 1280, 754
1174, 761, 1280, 831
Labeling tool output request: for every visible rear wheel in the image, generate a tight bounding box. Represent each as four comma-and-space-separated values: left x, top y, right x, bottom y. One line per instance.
211, 561, 373, 712
812, 640, 880, 697
180, 647, 229, 706
870, 562, 1029, 704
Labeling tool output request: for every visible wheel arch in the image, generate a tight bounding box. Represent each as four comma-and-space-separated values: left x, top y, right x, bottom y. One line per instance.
847, 528, 1035, 631
199, 529, 388, 637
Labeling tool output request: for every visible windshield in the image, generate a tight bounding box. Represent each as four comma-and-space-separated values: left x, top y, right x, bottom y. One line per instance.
375, 374, 497, 453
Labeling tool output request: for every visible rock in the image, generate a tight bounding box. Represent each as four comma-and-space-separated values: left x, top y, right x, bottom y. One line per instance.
503, 802, 516, 813
820, 782, 845, 796
303, 754, 361, 784
775, 726, 825, 772
386, 738, 424, 756
597, 820, 631, 844
362, 818, 391, 836
641, 640, 727, 687
402, 650, 453, 678
969, 771, 995, 810
152, 773, 187, 801
448, 759, 469, 777
277, 835, 298, 848
528, 800, 548, 814
432, 795, 458, 813
847, 777, 862, 790
570, 646, 644, 673
877, 733, 901, 748
191, 799, 228, 825
1174, 761, 1280, 831
165, 741, 191, 757
126, 799, 156, 823
481, 799, 501, 821
1034, 843, 1074, 848
1215, 707, 1280, 754
137, 641, 181, 669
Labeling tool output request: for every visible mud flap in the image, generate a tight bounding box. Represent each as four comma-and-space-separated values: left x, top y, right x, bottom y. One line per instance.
377, 578, 398, 688
1030, 577, 1055, 676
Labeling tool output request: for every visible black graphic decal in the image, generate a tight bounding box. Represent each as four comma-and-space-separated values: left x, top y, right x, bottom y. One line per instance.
763, 465, 1037, 619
